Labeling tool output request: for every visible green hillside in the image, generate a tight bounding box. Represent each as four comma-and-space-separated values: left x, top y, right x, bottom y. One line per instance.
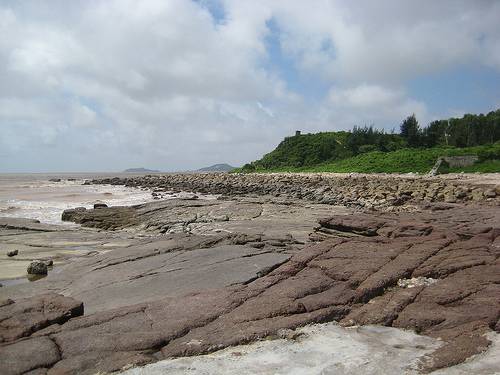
250, 131, 350, 169
239, 109, 500, 174
254, 144, 500, 174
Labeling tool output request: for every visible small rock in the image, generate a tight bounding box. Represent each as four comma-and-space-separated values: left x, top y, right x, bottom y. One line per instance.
277, 328, 304, 340
7, 249, 19, 257
94, 202, 108, 209
27, 261, 48, 275
484, 189, 497, 198
44, 259, 54, 266
249, 242, 265, 249
213, 214, 229, 222
49, 178, 61, 182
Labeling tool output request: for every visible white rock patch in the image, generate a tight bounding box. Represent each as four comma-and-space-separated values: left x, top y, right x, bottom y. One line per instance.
121, 323, 442, 375
398, 277, 438, 288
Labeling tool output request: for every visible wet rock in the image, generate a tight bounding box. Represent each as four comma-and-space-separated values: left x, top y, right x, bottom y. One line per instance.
27, 261, 48, 275
93, 202, 108, 209
62, 206, 136, 229
7, 249, 18, 257
61, 207, 86, 221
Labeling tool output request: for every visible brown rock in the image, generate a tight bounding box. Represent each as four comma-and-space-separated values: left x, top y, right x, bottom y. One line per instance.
318, 215, 386, 236
47, 351, 153, 375
0, 337, 60, 375
1, 202, 499, 374
341, 286, 424, 327
0, 293, 83, 342
419, 331, 491, 372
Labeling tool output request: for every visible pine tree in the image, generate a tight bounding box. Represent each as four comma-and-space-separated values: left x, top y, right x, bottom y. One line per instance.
400, 114, 421, 147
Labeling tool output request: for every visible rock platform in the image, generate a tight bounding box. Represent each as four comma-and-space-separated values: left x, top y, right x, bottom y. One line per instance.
0, 174, 499, 374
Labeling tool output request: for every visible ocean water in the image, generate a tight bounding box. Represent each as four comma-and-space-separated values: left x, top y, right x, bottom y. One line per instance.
0, 173, 157, 225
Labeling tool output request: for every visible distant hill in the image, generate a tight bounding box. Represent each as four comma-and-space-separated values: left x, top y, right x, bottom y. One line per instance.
197, 163, 236, 172
123, 167, 160, 173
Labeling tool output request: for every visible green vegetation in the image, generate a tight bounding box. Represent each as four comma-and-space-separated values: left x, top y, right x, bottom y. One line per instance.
446, 160, 500, 173
238, 109, 500, 174
238, 144, 500, 174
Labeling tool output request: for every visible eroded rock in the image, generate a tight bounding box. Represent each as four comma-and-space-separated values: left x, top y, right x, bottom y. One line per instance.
27, 261, 48, 275
1, 195, 499, 374
0, 293, 83, 343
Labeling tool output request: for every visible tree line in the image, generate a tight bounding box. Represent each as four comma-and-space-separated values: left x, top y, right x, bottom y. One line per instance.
241, 109, 500, 171
400, 109, 500, 148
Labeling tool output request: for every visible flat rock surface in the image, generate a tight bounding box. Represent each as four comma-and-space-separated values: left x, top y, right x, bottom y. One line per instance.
122, 323, 444, 375
0, 193, 499, 374
0, 218, 145, 280
1, 198, 343, 312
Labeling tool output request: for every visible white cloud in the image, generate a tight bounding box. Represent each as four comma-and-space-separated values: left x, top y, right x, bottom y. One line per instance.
266, 0, 500, 83
0, 0, 498, 172
325, 84, 428, 130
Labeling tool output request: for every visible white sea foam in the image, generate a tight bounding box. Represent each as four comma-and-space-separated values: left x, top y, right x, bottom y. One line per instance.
0, 176, 156, 225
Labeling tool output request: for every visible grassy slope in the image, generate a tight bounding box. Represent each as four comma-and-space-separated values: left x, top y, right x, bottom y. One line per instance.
251, 132, 351, 169
240, 144, 500, 174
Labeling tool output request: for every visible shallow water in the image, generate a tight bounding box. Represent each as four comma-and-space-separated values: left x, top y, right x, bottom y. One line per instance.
0, 173, 157, 224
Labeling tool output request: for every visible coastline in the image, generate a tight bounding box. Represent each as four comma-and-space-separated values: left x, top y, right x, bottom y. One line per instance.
0, 173, 499, 374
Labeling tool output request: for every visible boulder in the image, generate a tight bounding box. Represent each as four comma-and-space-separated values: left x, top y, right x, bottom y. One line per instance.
61, 207, 86, 222
27, 261, 48, 275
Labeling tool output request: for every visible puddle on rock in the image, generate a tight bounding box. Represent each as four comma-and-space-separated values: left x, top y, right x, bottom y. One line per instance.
1, 272, 48, 287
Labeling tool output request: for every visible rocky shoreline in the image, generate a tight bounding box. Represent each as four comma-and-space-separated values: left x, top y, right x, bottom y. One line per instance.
0, 173, 499, 374
87, 172, 500, 209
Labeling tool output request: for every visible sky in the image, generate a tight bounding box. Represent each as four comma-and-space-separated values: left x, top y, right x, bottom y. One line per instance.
1, 0, 499, 172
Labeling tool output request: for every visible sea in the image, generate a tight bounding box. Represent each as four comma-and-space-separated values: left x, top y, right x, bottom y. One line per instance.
0, 173, 157, 225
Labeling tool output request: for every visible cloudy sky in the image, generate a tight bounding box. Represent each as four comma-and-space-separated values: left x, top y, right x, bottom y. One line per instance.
1, 0, 499, 172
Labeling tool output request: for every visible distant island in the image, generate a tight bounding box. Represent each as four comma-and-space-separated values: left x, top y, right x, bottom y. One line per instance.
123, 168, 161, 173
197, 163, 236, 172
